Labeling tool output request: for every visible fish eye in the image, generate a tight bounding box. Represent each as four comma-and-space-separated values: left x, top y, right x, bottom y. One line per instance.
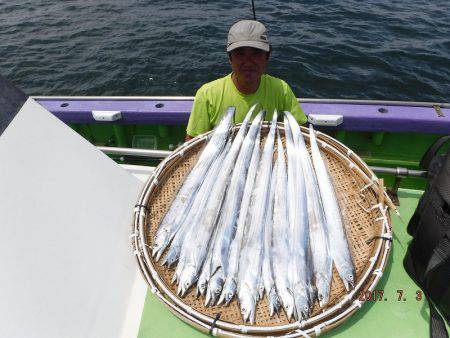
318, 294, 323, 300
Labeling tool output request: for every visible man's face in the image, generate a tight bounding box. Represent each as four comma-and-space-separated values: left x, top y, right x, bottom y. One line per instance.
229, 47, 269, 85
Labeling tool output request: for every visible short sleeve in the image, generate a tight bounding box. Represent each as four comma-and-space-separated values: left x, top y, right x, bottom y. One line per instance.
186, 88, 212, 137
283, 83, 308, 125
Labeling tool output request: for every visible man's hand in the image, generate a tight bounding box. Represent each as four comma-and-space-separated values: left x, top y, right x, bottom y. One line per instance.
185, 135, 194, 142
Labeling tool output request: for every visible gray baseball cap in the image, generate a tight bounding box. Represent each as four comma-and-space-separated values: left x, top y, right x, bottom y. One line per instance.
226, 20, 270, 52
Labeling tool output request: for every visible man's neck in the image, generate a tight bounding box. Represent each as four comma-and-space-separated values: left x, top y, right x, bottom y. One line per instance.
231, 73, 261, 95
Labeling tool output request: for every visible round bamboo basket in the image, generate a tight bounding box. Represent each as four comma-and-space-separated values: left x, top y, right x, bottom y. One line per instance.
131, 123, 393, 337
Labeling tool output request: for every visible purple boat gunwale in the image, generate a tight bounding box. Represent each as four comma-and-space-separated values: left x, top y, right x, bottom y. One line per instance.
33, 97, 450, 134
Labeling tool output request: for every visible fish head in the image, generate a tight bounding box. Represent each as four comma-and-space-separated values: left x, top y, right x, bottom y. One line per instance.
171, 271, 179, 285
280, 290, 295, 320
342, 268, 355, 291
257, 283, 265, 300
218, 279, 237, 305
316, 278, 331, 308
196, 275, 208, 297
205, 275, 224, 307
336, 257, 356, 291
342, 276, 354, 291
177, 266, 197, 297
268, 289, 281, 317
161, 248, 178, 268
152, 228, 170, 260
239, 291, 256, 324
294, 289, 311, 321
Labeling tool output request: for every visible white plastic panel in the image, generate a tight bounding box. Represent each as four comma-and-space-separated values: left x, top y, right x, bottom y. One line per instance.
0, 99, 144, 338
92, 110, 122, 121
308, 113, 344, 126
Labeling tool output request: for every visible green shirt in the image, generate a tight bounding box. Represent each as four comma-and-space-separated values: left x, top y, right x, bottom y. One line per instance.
186, 73, 307, 137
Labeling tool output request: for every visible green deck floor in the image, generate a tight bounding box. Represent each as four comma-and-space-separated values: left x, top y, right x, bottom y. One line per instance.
137, 189, 449, 337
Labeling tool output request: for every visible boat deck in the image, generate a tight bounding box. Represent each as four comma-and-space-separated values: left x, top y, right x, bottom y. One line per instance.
136, 188, 449, 337
28, 96, 450, 336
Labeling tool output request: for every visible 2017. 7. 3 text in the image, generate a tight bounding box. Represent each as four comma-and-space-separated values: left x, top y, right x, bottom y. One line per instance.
358, 289, 423, 302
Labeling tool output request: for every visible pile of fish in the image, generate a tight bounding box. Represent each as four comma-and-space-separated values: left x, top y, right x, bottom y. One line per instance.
152, 105, 355, 324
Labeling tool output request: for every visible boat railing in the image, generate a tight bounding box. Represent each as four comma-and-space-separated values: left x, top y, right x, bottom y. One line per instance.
98, 146, 171, 158
32, 96, 450, 108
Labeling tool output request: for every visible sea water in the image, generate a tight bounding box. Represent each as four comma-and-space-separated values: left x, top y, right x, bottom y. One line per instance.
0, 0, 449, 102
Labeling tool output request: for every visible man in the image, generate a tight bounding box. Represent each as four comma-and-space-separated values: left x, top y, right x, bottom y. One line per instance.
186, 19, 307, 140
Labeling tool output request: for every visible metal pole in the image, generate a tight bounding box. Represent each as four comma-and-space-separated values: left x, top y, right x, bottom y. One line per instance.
97, 146, 172, 158
369, 166, 427, 178
298, 98, 450, 108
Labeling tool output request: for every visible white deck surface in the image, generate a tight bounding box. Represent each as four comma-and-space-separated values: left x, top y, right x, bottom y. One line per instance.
0, 98, 147, 338
121, 164, 154, 183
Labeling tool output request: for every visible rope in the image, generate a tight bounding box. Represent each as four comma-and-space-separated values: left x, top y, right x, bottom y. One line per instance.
134, 203, 150, 212
366, 235, 393, 245
373, 268, 383, 277
208, 312, 221, 336
295, 328, 312, 338
360, 179, 377, 192
314, 323, 326, 336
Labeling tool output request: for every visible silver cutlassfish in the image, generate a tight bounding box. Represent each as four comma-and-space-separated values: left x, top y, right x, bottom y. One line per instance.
238, 110, 277, 324
173, 140, 232, 286
152, 107, 235, 260
177, 105, 257, 297
218, 121, 262, 306
163, 138, 230, 274
285, 111, 332, 308
309, 124, 355, 291
261, 158, 281, 317
272, 130, 296, 319
284, 113, 310, 321
205, 110, 265, 306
